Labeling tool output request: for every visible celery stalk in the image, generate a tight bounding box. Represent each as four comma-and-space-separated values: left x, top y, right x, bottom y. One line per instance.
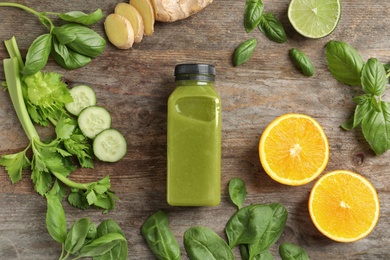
3, 57, 39, 141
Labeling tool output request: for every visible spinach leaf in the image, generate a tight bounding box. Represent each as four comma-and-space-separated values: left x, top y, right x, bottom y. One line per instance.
78, 233, 126, 257
62, 23, 106, 58
233, 38, 257, 66
361, 58, 387, 96
326, 40, 364, 86
240, 245, 275, 260
58, 8, 103, 26
244, 0, 264, 32
279, 242, 309, 260
225, 204, 273, 248
361, 101, 390, 155
94, 219, 128, 260
51, 36, 92, 70
229, 177, 247, 209
45, 194, 67, 244
141, 210, 181, 260
289, 48, 315, 77
258, 13, 287, 43
184, 226, 234, 260
22, 33, 52, 76
65, 217, 91, 254
248, 203, 288, 258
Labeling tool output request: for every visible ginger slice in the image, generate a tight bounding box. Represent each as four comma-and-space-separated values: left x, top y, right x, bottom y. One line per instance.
115, 3, 145, 43
130, 0, 155, 36
104, 13, 135, 49
152, 0, 214, 22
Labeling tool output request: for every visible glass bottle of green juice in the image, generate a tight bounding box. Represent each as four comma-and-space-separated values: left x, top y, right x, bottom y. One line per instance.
167, 64, 221, 206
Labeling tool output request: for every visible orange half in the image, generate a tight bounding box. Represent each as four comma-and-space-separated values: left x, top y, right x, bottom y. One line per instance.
309, 170, 380, 242
259, 114, 329, 186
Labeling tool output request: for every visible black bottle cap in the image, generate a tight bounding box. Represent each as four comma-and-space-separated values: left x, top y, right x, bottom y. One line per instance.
174, 64, 216, 81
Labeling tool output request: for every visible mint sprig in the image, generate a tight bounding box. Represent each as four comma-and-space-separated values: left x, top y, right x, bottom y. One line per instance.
326, 40, 390, 155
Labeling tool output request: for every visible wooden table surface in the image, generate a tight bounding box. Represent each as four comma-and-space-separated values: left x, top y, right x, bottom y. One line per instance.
1, 0, 389, 259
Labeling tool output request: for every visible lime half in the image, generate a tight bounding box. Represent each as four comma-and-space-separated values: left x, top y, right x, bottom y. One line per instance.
288, 0, 341, 38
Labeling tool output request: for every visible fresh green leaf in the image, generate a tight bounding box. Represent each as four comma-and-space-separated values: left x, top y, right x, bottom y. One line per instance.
258, 13, 287, 43
0, 149, 30, 183
22, 34, 52, 76
341, 95, 371, 130
225, 204, 273, 248
45, 194, 67, 244
326, 40, 364, 86
62, 24, 106, 58
361, 101, 390, 155
65, 218, 91, 254
53, 26, 77, 45
51, 36, 92, 70
58, 8, 103, 26
279, 242, 309, 260
233, 38, 257, 66
95, 219, 128, 260
184, 226, 234, 260
228, 177, 247, 209
289, 48, 315, 77
32, 169, 53, 195
248, 203, 288, 258
361, 58, 387, 96
244, 0, 264, 32
78, 233, 126, 257
56, 117, 76, 140
23, 71, 72, 126
48, 180, 67, 200
68, 189, 90, 209
141, 210, 181, 260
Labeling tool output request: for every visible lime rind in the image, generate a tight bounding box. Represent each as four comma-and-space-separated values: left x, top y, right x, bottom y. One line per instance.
288, 0, 342, 38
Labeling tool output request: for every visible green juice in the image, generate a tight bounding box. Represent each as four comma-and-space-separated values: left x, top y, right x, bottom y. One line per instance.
167, 64, 221, 206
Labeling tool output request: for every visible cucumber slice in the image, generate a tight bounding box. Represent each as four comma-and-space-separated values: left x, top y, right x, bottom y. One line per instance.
93, 129, 127, 162
78, 106, 111, 139
65, 85, 97, 116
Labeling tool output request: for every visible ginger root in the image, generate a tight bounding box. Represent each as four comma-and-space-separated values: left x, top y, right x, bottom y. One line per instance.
130, 0, 155, 36
104, 0, 214, 49
152, 0, 214, 22
104, 13, 134, 49
115, 3, 144, 43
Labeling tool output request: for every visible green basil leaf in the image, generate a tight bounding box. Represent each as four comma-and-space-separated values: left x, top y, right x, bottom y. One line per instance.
361, 101, 390, 155
79, 233, 126, 257
225, 204, 273, 248
244, 0, 264, 32
62, 24, 106, 58
65, 218, 91, 254
279, 242, 309, 260
53, 26, 76, 45
233, 38, 257, 66
248, 203, 288, 258
289, 48, 315, 77
58, 8, 103, 26
361, 58, 387, 96
341, 95, 371, 130
258, 13, 287, 43
51, 36, 92, 70
326, 40, 364, 86
141, 210, 180, 260
45, 194, 67, 244
184, 226, 234, 260
23, 34, 52, 76
229, 177, 247, 209
94, 219, 128, 260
